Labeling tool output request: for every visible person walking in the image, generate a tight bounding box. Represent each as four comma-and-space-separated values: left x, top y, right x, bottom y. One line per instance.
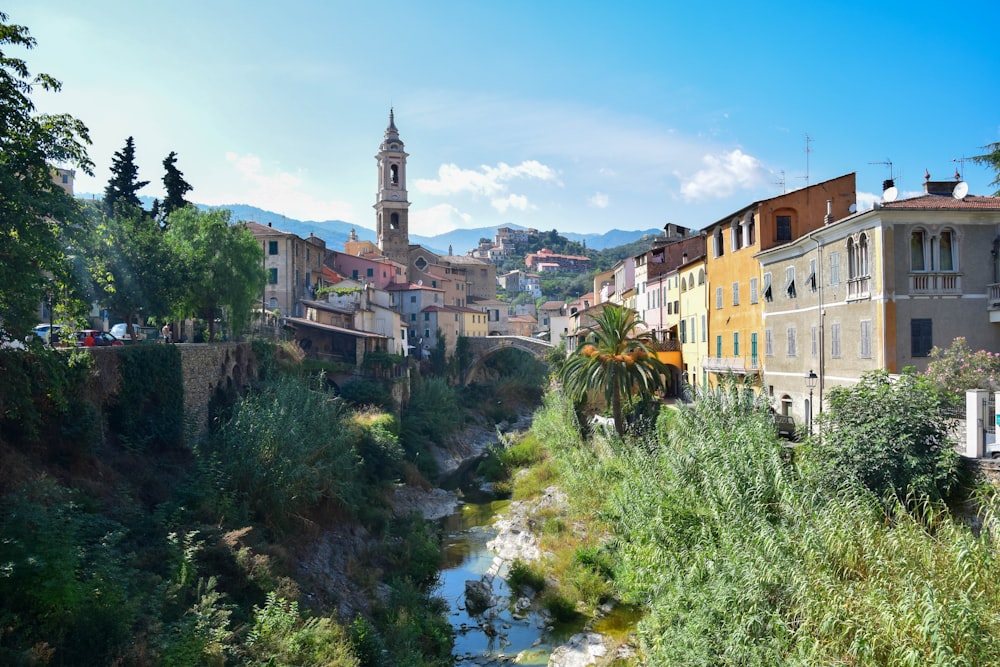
161, 323, 171, 344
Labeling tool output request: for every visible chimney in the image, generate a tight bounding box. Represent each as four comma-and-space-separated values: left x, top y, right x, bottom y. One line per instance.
924, 180, 959, 196
882, 179, 894, 193
824, 199, 834, 225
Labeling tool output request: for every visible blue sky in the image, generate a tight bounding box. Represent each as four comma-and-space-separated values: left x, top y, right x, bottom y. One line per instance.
8, 1, 1000, 236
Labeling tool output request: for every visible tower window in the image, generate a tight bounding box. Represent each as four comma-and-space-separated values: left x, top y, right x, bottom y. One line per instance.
390, 164, 399, 184
390, 213, 400, 230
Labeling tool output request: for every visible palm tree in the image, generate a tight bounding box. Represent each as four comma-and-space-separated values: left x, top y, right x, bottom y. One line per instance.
560, 303, 668, 435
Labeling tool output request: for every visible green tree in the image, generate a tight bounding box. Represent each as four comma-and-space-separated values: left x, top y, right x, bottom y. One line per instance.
102, 136, 148, 216
0, 12, 93, 335
924, 336, 1000, 399
559, 303, 668, 435
973, 141, 1000, 196
807, 370, 960, 503
161, 150, 192, 219
86, 204, 173, 339
165, 207, 265, 341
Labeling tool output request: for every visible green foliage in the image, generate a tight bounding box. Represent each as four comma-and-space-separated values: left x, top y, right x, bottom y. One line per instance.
924, 336, 1000, 397
399, 377, 463, 477
807, 370, 961, 503
560, 303, 668, 435
107, 343, 184, 452
349, 615, 387, 667
507, 559, 546, 594
353, 410, 405, 486
339, 377, 397, 412
0, 12, 94, 336
103, 136, 149, 215
245, 592, 359, 666
208, 376, 365, 533
0, 481, 137, 664
160, 150, 192, 219
164, 207, 266, 341
972, 141, 1000, 196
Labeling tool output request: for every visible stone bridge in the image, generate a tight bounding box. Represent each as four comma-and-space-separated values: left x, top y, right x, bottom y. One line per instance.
462, 335, 553, 385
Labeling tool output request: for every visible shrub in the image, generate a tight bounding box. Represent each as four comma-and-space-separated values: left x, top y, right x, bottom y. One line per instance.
507, 559, 546, 594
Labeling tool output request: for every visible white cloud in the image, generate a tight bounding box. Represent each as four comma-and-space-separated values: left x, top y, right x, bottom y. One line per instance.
678, 149, 769, 201
196, 152, 356, 221
587, 192, 610, 209
409, 203, 472, 236
492, 193, 531, 213
414, 160, 559, 198
856, 191, 879, 211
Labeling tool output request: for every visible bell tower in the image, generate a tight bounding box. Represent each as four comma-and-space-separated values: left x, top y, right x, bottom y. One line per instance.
375, 109, 410, 261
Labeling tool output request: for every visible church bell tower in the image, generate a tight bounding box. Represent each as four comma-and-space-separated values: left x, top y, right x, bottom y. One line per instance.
375, 109, 410, 261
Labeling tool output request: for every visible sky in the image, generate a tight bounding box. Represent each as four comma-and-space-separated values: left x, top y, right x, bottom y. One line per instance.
7, 1, 1000, 237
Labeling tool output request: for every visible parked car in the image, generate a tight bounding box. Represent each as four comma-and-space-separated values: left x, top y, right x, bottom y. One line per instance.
63, 329, 124, 347
110, 322, 148, 342
31, 323, 64, 345
774, 414, 797, 440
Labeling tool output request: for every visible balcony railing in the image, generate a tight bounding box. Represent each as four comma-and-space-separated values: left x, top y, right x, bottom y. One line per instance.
909, 272, 961, 295
847, 276, 871, 301
988, 283, 1000, 311
702, 355, 760, 375
649, 339, 680, 352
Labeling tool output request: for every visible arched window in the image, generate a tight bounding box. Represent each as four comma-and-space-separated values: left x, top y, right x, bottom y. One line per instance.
698, 268, 706, 285
910, 229, 927, 271
390, 164, 399, 184
390, 212, 400, 230
939, 228, 956, 271
714, 227, 725, 257
745, 211, 756, 246
858, 233, 869, 277
731, 217, 743, 251
847, 237, 857, 278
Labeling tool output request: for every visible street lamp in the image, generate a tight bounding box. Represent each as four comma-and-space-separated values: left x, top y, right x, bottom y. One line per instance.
805, 369, 819, 435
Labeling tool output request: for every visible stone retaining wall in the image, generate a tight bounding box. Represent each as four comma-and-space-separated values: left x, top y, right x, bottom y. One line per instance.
177, 343, 257, 438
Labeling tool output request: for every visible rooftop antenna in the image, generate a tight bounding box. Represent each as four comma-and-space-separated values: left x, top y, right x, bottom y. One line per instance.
774, 170, 787, 194
952, 156, 972, 180
804, 134, 812, 186
869, 159, 894, 181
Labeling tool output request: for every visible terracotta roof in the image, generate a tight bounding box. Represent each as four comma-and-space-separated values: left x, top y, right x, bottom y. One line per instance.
285, 317, 385, 338
385, 282, 444, 292
539, 300, 566, 310
879, 194, 1000, 210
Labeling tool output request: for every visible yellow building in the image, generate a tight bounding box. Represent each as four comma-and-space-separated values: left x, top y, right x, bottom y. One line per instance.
678, 255, 709, 391
703, 173, 856, 387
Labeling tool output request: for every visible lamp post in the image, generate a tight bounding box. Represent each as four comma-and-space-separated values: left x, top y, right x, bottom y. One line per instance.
805, 369, 819, 435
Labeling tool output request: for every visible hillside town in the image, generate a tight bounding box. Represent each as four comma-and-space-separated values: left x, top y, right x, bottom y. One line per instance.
210, 112, 1000, 435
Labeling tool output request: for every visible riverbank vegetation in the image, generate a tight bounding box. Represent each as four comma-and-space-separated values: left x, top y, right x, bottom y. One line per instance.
500, 374, 1000, 666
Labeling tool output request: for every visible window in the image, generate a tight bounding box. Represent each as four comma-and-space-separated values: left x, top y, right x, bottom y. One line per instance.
698, 269, 706, 285
667, 301, 673, 315
424, 313, 430, 321
860, 320, 872, 358
268, 268, 278, 284
367, 268, 374, 277
785, 266, 796, 298
940, 230, 955, 271
424, 329, 430, 339
763, 273, 773, 302
732, 282, 740, 306
716, 335, 722, 358
701, 314, 707, 342
747, 212, 756, 245
787, 326, 797, 357
829, 251, 841, 285
410, 295, 416, 303
911, 318, 933, 357
765, 328, 774, 356
674, 300, 679, 313
714, 227, 725, 257
415, 256, 427, 271
410, 313, 416, 321
910, 230, 926, 271
733, 332, 740, 356
716, 286, 723, 309
352, 270, 359, 280
680, 319, 687, 343
750, 332, 758, 365
776, 215, 792, 242
268, 240, 278, 255
811, 326, 818, 357
848, 233, 870, 279
389, 212, 400, 230
831, 322, 841, 358
750, 277, 759, 304
731, 218, 743, 250
808, 259, 817, 291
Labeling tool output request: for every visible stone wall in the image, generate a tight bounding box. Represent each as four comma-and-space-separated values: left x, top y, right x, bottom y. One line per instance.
178, 343, 257, 438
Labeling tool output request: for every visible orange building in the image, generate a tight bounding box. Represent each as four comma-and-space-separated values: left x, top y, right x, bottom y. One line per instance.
703, 173, 856, 387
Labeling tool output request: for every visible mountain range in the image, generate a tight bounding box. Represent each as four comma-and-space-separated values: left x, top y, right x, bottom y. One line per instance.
85, 195, 664, 256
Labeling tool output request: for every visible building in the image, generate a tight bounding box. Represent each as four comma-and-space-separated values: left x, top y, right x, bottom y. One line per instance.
248, 222, 328, 318
756, 177, 1000, 428
703, 173, 857, 387
525, 248, 591, 273
678, 254, 710, 390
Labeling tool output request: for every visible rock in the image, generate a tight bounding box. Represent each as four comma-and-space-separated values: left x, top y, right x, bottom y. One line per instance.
390, 485, 459, 520
547, 632, 610, 667
465, 579, 494, 615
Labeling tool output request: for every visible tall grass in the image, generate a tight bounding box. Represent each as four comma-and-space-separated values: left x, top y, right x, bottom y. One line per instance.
531, 381, 1000, 665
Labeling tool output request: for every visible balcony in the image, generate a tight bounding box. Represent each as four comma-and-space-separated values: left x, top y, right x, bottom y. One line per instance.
988, 284, 1000, 322
846, 276, 871, 301
702, 355, 760, 375
909, 272, 961, 295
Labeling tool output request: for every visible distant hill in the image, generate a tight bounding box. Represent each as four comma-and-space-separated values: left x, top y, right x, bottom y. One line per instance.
92, 196, 660, 255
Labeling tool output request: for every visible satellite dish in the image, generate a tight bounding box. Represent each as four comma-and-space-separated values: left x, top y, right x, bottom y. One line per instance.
953, 181, 969, 199
849, 203, 858, 214
417, 279, 423, 286
883, 186, 898, 203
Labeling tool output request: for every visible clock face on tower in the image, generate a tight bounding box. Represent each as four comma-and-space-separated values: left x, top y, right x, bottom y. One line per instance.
389, 192, 400, 200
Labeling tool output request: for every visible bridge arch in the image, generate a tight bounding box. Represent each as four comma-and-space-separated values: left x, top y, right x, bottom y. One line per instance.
461, 336, 553, 386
